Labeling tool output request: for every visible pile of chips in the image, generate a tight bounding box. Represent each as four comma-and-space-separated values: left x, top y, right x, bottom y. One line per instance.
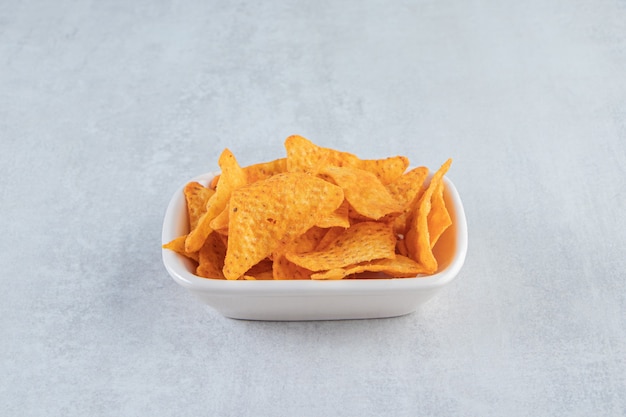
163, 135, 452, 280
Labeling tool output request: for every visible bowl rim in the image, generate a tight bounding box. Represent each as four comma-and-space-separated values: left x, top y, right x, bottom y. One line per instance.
162, 171, 467, 296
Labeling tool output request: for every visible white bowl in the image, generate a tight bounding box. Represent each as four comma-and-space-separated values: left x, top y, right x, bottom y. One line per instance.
162, 172, 467, 321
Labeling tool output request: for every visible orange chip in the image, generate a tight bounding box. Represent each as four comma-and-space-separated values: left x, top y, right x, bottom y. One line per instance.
315, 200, 350, 229
196, 232, 227, 279
320, 165, 404, 220
217, 232, 228, 248
285, 135, 409, 185
243, 270, 274, 280
357, 156, 409, 185
162, 235, 199, 262
272, 227, 326, 280
387, 166, 429, 235
363, 254, 432, 277
386, 166, 429, 208
209, 203, 230, 234
285, 135, 360, 174
244, 158, 287, 183
315, 226, 346, 251
309, 269, 344, 280
184, 182, 215, 231
428, 180, 452, 249
272, 253, 313, 280
245, 258, 274, 279
223, 172, 344, 280
285, 222, 396, 271
186, 149, 247, 253
405, 159, 452, 274
311, 255, 430, 280
163, 139, 454, 281
282, 226, 328, 254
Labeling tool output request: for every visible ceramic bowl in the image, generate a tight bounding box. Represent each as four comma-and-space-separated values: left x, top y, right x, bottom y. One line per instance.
162, 172, 467, 321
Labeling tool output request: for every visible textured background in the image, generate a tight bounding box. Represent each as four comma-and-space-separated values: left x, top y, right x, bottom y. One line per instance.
1, 0, 626, 416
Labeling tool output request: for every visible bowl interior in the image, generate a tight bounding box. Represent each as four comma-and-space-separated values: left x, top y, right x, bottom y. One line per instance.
162, 171, 467, 285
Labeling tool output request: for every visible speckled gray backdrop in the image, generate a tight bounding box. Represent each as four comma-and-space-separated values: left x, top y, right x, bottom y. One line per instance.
1, 0, 625, 416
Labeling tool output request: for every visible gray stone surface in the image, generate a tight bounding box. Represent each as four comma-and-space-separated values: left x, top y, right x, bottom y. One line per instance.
1, 0, 625, 415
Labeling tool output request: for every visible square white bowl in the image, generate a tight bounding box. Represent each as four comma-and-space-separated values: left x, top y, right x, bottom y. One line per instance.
162, 171, 467, 321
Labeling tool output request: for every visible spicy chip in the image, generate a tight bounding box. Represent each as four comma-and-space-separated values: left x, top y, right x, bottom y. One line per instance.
184, 181, 215, 231
185, 148, 246, 253
320, 165, 404, 221
223, 172, 344, 280
405, 159, 452, 274
285, 222, 397, 272
163, 135, 453, 280
285, 134, 408, 183
310, 255, 431, 280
